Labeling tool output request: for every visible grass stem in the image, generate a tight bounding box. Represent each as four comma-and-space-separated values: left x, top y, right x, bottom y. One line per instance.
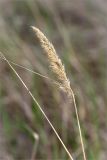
0, 52, 74, 160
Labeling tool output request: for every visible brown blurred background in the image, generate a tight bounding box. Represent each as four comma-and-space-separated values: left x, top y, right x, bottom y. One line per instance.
0, 0, 107, 159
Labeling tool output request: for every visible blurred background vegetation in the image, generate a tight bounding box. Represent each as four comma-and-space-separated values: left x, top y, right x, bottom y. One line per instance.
0, 0, 107, 159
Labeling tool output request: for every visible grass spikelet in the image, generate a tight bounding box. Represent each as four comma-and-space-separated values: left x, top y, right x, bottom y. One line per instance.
32, 26, 87, 160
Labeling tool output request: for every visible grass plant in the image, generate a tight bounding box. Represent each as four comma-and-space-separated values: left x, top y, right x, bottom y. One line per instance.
0, 26, 87, 160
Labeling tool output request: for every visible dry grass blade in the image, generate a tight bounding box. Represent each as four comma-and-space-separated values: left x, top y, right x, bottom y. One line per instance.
0, 56, 60, 87
0, 52, 74, 160
32, 26, 87, 160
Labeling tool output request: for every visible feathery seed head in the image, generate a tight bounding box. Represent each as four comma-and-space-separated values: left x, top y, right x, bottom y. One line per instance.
32, 26, 72, 99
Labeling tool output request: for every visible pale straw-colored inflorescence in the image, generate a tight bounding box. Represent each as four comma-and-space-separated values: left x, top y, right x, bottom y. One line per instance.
0, 27, 86, 160
31, 26, 72, 99
32, 26, 87, 160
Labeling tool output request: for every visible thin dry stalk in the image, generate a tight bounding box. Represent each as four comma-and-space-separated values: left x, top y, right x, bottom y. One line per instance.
0, 56, 60, 87
0, 52, 74, 160
31, 135, 39, 160
24, 125, 39, 160
32, 27, 87, 160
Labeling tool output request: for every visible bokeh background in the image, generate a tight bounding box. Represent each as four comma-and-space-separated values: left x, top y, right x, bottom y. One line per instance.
0, 0, 107, 159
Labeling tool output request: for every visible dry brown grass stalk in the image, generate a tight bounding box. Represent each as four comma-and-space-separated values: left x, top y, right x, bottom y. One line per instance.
0, 51, 74, 160
32, 26, 87, 160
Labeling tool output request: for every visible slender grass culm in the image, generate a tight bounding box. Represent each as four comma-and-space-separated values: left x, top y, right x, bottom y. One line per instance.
0, 52, 74, 160
0, 55, 61, 87
31, 27, 87, 160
